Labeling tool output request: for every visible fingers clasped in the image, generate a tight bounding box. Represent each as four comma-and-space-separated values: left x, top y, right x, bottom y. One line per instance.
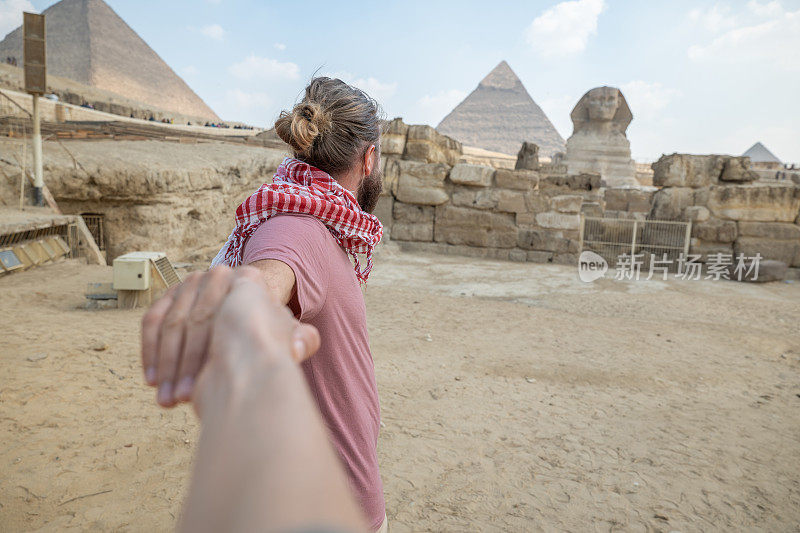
141, 266, 320, 408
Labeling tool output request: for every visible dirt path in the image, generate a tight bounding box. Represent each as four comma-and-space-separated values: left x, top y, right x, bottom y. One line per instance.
1, 252, 799, 531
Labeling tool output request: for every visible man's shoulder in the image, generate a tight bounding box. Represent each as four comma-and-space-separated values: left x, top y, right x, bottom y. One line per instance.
247, 214, 340, 255
254, 214, 330, 241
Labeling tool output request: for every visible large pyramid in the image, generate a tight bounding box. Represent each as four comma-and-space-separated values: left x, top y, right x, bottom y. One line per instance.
0, 0, 219, 121
437, 61, 564, 157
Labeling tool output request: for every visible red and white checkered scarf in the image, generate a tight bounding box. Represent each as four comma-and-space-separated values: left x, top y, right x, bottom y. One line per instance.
211, 157, 383, 283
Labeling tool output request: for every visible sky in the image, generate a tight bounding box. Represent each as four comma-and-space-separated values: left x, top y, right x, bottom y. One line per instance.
1, 0, 799, 162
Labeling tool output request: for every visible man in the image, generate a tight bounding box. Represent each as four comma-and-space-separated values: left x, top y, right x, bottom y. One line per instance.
141, 77, 387, 532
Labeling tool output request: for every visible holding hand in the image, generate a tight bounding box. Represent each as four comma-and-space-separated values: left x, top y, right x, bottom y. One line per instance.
141, 265, 319, 407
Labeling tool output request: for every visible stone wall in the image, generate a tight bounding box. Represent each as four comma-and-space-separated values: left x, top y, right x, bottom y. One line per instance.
376, 122, 800, 270
376, 119, 602, 263
650, 153, 800, 267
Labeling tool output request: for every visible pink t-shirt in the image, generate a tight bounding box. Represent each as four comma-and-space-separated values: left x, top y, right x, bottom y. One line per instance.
242, 214, 385, 531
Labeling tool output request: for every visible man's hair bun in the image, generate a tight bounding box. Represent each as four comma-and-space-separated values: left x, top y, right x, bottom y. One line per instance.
275, 102, 332, 155
274, 77, 382, 176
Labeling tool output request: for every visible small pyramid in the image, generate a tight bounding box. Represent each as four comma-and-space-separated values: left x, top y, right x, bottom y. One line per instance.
743, 142, 782, 164
437, 61, 565, 157
0, 0, 219, 121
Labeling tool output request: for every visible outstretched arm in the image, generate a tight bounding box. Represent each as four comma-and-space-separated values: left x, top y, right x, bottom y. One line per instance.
141, 259, 299, 407
179, 271, 366, 533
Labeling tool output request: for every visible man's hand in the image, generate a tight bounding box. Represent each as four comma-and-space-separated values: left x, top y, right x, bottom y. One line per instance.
141, 265, 317, 407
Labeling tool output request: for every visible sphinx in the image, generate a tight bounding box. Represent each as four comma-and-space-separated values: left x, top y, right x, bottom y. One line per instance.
565, 86, 638, 188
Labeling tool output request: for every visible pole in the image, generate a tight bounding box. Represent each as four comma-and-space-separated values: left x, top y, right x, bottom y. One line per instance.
32, 93, 43, 206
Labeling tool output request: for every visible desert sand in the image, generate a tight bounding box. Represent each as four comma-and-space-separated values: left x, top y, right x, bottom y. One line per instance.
1, 248, 799, 531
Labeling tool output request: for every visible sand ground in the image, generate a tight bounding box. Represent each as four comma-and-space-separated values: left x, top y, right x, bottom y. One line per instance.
1, 248, 799, 532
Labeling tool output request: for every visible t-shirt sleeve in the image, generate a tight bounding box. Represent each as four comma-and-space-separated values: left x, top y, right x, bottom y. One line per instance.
241, 215, 330, 321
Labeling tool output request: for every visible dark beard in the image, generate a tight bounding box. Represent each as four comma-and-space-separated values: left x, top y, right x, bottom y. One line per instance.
356, 167, 383, 213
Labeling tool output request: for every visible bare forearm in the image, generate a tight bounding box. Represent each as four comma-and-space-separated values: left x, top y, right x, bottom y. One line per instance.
248, 259, 297, 306
180, 317, 365, 532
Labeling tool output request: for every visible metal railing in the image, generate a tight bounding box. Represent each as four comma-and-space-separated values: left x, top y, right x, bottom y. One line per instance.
579, 216, 691, 271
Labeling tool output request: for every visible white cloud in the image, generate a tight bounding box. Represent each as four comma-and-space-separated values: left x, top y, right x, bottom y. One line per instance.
620, 80, 680, 120
227, 89, 272, 111
0, 0, 35, 38
199, 23, 225, 41
688, 3, 737, 33
325, 71, 398, 102
747, 0, 783, 18
416, 89, 467, 125
688, 3, 800, 71
230, 54, 300, 81
274, 43, 286, 51
525, 0, 606, 59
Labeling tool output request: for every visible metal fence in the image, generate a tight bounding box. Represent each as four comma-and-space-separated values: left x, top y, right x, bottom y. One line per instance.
580, 216, 691, 271
81, 213, 105, 251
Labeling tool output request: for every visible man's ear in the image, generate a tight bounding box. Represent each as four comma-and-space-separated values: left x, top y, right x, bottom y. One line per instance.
363, 144, 376, 176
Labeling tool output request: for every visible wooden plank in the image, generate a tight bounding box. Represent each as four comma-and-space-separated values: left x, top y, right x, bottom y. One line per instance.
74, 215, 106, 265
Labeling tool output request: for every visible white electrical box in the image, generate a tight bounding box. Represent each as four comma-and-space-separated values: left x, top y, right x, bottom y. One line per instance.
113, 251, 166, 291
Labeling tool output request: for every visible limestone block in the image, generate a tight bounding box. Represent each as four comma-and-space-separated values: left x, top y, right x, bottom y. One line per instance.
604, 210, 647, 221
381, 118, 408, 155
495, 190, 528, 214
523, 193, 550, 215
720, 157, 759, 183
373, 195, 394, 229
628, 190, 654, 212
689, 239, 733, 262
693, 187, 711, 206
652, 154, 724, 188
685, 206, 710, 222
515, 142, 540, 170
737, 221, 800, 240
581, 202, 603, 217
650, 187, 694, 220
381, 156, 400, 196
540, 173, 601, 191
391, 202, 434, 242
403, 125, 462, 166
494, 169, 539, 190
707, 184, 800, 222
393, 201, 434, 223
386, 118, 409, 135
394, 160, 450, 206
551, 195, 583, 214
727, 259, 788, 282
518, 227, 574, 253
604, 189, 628, 211
452, 188, 528, 214
735, 237, 800, 266
535, 212, 581, 230
392, 222, 433, 242
526, 250, 554, 263
434, 205, 517, 248
552, 253, 578, 265
603, 188, 652, 212
449, 164, 495, 187
692, 219, 737, 243
452, 187, 495, 210
509, 249, 528, 262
